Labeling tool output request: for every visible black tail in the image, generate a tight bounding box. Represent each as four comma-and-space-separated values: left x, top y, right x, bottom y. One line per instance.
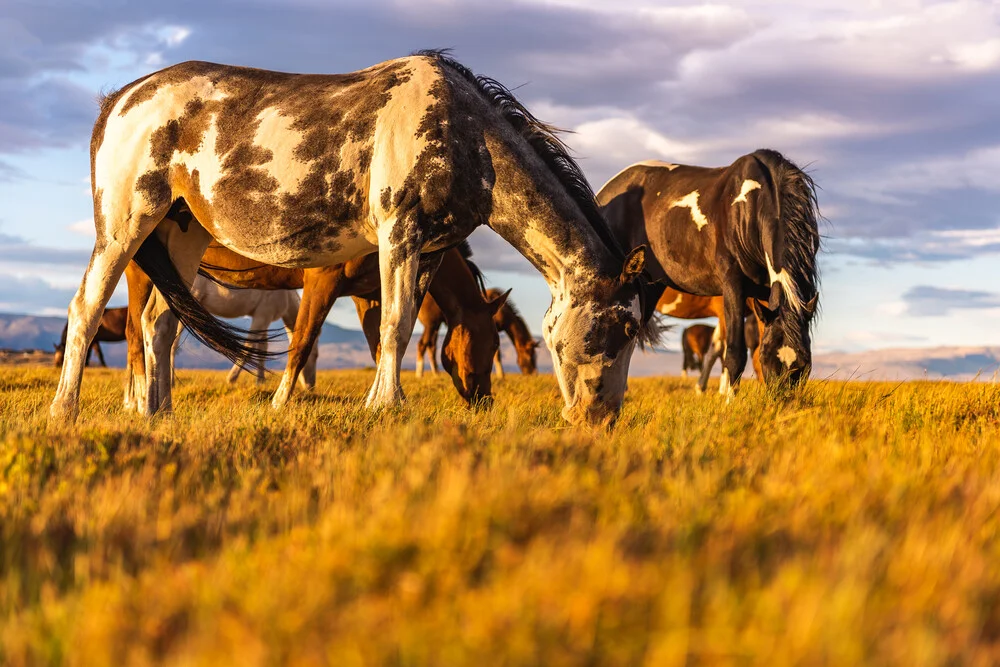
132, 234, 277, 369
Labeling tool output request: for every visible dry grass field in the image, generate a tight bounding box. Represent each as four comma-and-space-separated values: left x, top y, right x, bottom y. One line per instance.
2, 365, 1000, 665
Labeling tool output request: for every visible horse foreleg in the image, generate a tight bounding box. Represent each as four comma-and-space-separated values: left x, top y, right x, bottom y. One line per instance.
273, 268, 344, 409
719, 278, 748, 401
93, 341, 107, 367
493, 347, 505, 379
279, 293, 319, 396
697, 324, 724, 394
364, 223, 422, 409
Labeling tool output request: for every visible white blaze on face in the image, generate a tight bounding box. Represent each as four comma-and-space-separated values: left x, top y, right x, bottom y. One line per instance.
777, 345, 798, 367
252, 108, 311, 196
659, 293, 683, 314
732, 179, 761, 205
670, 191, 709, 230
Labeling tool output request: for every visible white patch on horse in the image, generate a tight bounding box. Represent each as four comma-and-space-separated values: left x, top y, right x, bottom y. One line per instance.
253, 108, 311, 196
369, 59, 439, 227
777, 345, 797, 367
732, 179, 761, 205
765, 253, 804, 313
94, 76, 226, 232
670, 191, 709, 230
659, 293, 683, 314
719, 368, 731, 397
711, 324, 722, 344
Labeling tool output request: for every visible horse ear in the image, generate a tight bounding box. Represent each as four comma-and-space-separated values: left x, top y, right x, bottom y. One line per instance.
489, 288, 512, 315
805, 295, 818, 314
749, 298, 779, 325
621, 245, 647, 283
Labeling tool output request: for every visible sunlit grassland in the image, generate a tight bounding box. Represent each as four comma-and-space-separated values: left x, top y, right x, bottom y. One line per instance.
2, 365, 1000, 665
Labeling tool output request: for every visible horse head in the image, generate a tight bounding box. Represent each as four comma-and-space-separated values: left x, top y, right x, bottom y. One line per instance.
440, 289, 509, 408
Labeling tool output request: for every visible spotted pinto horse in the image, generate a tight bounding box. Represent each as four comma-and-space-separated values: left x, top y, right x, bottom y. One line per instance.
50, 51, 657, 426
599, 151, 820, 399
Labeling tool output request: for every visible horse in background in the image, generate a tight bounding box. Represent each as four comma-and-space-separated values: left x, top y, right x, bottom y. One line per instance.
599, 149, 819, 398
656, 288, 764, 390
681, 319, 763, 381
680, 324, 714, 379
54, 306, 127, 368
485, 287, 539, 377
175, 275, 316, 387
53, 51, 653, 427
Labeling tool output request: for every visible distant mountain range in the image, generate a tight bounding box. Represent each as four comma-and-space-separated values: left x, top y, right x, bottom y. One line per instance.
4, 312, 1000, 381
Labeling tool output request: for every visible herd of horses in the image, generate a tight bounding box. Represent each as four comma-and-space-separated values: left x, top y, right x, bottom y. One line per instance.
49, 50, 820, 427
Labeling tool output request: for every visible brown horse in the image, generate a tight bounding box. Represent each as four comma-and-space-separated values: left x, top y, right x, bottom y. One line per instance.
416, 285, 536, 379
657, 288, 764, 388
54, 306, 128, 367
680, 320, 762, 381
124, 238, 503, 414
600, 151, 820, 398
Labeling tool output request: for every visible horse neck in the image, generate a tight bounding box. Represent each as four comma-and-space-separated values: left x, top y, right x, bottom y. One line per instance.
483, 134, 620, 296
502, 311, 534, 349
431, 251, 487, 326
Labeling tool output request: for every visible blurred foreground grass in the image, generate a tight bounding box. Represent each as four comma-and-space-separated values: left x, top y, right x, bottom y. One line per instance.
2, 366, 1000, 665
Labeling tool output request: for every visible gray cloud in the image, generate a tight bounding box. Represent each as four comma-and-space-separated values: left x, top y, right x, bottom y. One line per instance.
0, 233, 91, 265
0, 273, 76, 313
4, 0, 1000, 271
902, 285, 1000, 317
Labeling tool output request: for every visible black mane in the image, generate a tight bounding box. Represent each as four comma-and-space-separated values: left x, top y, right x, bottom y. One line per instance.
416, 49, 627, 263
752, 148, 821, 332
455, 239, 487, 295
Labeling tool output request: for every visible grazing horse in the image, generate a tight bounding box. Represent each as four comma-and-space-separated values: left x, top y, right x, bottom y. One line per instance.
680, 324, 714, 379
656, 288, 764, 390
124, 237, 504, 412
52, 51, 653, 426
599, 150, 819, 398
178, 274, 317, 386
485, 287, 539, 377
680, 319, 763, 381
54, 306, 127, 367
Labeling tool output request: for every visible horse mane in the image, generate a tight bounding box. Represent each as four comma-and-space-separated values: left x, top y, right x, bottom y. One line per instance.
751, 148, 821, 328
415, 49, 627, 263
418, 50, 662, 347
453, 239, 487, 295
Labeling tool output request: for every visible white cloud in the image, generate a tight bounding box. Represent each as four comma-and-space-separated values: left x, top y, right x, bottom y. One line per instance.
67, 219, 94, 237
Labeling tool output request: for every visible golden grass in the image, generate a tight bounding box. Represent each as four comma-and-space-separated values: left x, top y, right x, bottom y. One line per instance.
2, 366, 1000, 665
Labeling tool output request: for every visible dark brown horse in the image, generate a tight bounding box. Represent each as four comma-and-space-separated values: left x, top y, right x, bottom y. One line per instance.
416, 284, 536, 379
54, 306, 128, 367
600, 150, 820, 398
124, 238, 502, 414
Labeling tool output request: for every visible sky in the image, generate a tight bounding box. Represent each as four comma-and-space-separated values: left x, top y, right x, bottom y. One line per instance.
2, 0, 1000, 358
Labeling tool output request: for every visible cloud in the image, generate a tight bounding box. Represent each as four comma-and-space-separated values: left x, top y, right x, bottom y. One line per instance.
0, 273, 77, 313
0, 232, 91, 265
902, 285, 1000, 317
2, 0, 1000, 268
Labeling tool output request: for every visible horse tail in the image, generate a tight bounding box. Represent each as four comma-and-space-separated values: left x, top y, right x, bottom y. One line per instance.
132, 234, 275, 369
750, 149, 820, 316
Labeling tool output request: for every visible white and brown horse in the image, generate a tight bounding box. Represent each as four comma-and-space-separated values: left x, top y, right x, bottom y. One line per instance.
52, 51, 653, 426
599, 151, 819, 398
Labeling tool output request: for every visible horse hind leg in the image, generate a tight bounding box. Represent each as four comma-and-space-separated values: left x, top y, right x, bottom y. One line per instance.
50, 195, 169, 423
280, 294, 318, 395
140, 218, 212, 417
273, 269, 343, 409
365, 217, 423, 409
248, 311, 271, 386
